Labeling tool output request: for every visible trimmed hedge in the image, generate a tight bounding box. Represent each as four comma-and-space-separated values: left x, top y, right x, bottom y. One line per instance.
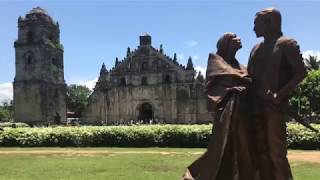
0, 124, 319, 149
0, 122, 29, 128
287, 123, 320, 149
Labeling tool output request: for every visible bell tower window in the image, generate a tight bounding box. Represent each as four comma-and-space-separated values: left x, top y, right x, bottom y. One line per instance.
55, 88, 59, 97
27, 55, 32, 64
25, 52, 34, 65
27, 31, 34, 42
52, 58, 56, 66
49, 34, 54, 41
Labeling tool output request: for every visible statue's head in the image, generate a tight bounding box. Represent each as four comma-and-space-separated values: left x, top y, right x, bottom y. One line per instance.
216, 32, 242, 60
254, 8, 282, 38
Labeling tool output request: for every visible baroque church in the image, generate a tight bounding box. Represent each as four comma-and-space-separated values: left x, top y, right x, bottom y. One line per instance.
13, 7, 211, 125
83, 34, 211, 125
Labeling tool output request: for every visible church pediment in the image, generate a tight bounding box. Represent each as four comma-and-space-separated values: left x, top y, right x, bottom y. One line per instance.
112, 34, 194, 74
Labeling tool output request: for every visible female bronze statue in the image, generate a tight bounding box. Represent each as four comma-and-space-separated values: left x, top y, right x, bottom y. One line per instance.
182, 33, 254, 180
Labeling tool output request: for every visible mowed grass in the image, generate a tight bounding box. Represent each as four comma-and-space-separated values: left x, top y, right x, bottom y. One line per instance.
0, 148, 318, 180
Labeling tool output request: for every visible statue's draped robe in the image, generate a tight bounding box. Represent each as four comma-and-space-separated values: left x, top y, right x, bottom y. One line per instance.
187, 54, 254, 180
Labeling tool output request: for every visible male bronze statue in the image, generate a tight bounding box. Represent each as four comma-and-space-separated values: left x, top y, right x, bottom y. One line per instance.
248, 8, 307, 180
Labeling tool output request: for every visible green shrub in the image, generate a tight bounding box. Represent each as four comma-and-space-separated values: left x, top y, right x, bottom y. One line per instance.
0, 124, 318, 149
287, 123, 320, 149
0, 122, 29, 128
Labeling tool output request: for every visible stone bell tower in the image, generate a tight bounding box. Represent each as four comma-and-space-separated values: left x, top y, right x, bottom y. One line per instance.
13, 7, 66, 125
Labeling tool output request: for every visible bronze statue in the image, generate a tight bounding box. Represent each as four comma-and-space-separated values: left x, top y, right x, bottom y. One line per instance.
182, 33, 254, 180
248, 8, 307, 180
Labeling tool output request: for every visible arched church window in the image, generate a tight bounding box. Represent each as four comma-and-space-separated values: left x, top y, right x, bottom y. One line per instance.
141, 76, 148, 85
164, 75, 171, 84
119, 77, 126, 86
142, 62, 148, 70
152, 61, 159, 71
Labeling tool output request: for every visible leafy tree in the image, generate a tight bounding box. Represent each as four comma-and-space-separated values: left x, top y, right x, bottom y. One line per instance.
0, 100, 13, 122
290, 88, 309, 117
66, 85, 92, 117
304, 55, 320, 71
290, 70, 320, 121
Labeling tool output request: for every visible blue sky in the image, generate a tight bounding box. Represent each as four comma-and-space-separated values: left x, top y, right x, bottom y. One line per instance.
0, 0, 320, 102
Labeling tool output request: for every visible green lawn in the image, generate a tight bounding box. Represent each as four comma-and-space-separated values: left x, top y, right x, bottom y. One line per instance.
0, 148, 318, 180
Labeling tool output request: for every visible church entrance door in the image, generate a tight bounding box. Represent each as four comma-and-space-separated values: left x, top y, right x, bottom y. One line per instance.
138, 103, 153, 124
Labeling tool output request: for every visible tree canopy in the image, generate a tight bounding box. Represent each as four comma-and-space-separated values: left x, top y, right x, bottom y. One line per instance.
304, 55, 320, 71
290, 70, 320, 121
0, 100, 13, 122
66, 85, 92, 118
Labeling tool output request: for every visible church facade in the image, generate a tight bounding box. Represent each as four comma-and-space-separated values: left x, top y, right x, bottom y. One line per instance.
83, 34, 211, 125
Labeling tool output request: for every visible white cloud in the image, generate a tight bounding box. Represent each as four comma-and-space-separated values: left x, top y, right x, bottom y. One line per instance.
83, 78, 98, 90
192, 55, 199, 60
302, 50, 320, 60
67, 77, 98, 90
195, 66, 206, 77
187, 40, 198, 47
177, 54, 184, 60
0, 82, 13, 103
0, 78, 100, 105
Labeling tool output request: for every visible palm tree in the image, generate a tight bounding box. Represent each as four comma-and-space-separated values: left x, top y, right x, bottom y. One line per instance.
304, 55, 320, 71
